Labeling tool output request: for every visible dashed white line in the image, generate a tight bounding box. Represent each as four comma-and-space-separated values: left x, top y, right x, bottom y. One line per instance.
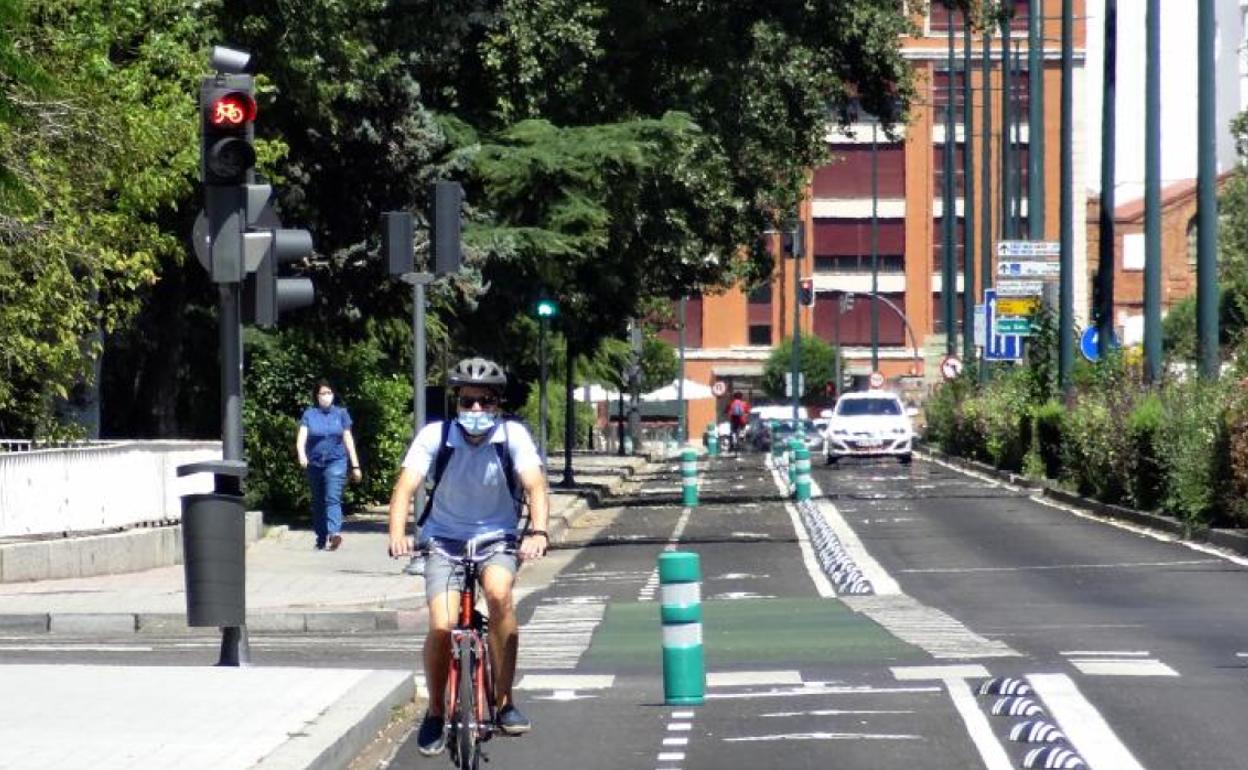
707, 670, 803, 687
944, 678, 1015, 770
1067, 658, 1178, 677
724, 732, 922, 742
1061, 650, 1151, 657
662, 737, 689, 746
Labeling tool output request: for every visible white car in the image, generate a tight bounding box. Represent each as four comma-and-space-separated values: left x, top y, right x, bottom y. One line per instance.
823, 392, 914, 466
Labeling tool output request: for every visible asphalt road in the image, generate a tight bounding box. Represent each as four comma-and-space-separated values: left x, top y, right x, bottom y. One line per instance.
10, 452, 1248, 769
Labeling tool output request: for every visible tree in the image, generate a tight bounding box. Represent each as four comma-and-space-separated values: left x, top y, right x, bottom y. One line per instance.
762, 336, 839, 402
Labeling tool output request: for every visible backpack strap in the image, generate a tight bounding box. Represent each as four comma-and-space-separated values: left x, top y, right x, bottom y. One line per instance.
494, 419, 525, 515
416, 419, 455, 527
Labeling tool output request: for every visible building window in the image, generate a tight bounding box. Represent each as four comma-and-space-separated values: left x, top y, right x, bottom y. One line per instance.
748, 325, 772, 346
930, 0, 1029, 33
1186, 218, 1198, 266
815, 254, 905, 273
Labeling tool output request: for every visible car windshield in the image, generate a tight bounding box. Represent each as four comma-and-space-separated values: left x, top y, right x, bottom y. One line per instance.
836, 398, 902, 417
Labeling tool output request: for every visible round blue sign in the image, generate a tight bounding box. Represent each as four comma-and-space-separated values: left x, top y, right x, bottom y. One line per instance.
1080, 326, 1117, 362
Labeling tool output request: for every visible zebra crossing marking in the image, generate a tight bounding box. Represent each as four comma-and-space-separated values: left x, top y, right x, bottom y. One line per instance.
517, 596, 606, 670
844, 595, 1019, 659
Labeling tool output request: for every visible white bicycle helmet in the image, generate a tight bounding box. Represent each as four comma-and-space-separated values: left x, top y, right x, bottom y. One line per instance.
448, 357, 508, 389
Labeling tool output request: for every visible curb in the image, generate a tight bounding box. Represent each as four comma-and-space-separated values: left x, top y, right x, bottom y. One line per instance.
249, 669, 416, 770
919, 448, 1248, 560
12, 609, 426, 635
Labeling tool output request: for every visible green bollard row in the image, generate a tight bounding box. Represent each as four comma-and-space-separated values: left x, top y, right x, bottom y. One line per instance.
658, 551, 704, 705
681, 447, 699, 507
794, 444, 811, 501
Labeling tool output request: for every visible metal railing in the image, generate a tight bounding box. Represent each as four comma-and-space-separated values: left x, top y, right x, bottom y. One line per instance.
0, 440, 222, 538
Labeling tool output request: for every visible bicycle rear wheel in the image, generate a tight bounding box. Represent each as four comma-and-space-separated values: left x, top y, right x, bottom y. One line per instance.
456, 636, 479, 770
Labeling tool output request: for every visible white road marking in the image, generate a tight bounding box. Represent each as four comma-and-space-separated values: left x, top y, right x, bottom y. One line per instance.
844, 595, 1019, 659
532, 690, 598, 701
0, 644, 154, 652
707, 670, 803, 687
516, 674, 614, 690
708, 591, 775, 600
656, 752, 685, 761
516, 598, 607, 670
662, 737, 689, 746
1061, 650, 1151, 657
671, 710, 695, 718
668, 506, 693, 549
706, 684, 941, 700
1027, 673, 1147, 770
1067, 658, 1179, 677
783, 500, 836, 598
724, 732, 922, 742
944, 678, 1015, 770
891, 664, 991, 681
668, 723, 692, 732
714, 573, 769, 580
805, 479, 900, 595
899, 559, 1217, 574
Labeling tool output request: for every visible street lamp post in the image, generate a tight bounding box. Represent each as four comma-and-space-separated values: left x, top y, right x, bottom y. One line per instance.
962, 9, 976, 365
1143, 0, 1162, 383
1197, 0, 1220, 379
942, 0, 957, 355
1060, 0, 1076, 392
789, 224, 803, 421
981, 21, 994, 384
870, 118, 880, 372
1098, 0, 1118, 360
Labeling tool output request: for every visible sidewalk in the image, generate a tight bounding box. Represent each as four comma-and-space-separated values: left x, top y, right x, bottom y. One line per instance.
0, 452, 656, 770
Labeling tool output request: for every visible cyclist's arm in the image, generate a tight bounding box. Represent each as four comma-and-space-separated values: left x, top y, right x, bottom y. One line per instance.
387, 466, 425, 557
518, 464, 549, 559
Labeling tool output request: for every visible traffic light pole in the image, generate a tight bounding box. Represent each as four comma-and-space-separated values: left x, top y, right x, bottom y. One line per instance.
870, 120, 880, 373
1197, 0, 1220, 379
790, 225, 802, 422
539, 315, 549, 461
678, 296, 687, 444
1097, 0, 1118, 360
980, 23, 994, 384
962, 11, 976, 365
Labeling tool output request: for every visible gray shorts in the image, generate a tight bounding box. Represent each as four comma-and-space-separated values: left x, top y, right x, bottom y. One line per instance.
421, 538, 519, 603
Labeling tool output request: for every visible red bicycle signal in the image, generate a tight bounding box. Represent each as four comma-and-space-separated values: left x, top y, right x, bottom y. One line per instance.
208, 91, 256, 127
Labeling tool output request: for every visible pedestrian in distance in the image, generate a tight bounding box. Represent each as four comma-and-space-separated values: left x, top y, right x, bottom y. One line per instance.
296, 379, 363, 551
725, 390, 750, 451
387, 356, 550, 756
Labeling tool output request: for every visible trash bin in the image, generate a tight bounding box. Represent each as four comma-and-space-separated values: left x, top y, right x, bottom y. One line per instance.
181, 493, 246, 627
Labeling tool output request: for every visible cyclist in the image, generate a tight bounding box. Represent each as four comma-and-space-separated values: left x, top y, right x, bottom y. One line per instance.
387, 356, 550, 756
725, 391, 750, 451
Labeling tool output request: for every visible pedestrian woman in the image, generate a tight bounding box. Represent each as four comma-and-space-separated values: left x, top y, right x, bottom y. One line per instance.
296, 380, 363, 550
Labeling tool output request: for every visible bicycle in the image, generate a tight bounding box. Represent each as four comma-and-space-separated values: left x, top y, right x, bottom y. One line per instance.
418, 532, 517, 770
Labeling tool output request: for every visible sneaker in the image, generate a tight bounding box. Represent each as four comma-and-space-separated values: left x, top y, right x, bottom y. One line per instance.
328, 534, 343, 551
416, 711, 446, 755
496, 704, 531, 735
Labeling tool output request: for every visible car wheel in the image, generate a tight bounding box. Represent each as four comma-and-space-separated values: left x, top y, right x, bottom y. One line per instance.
825, 455, 838, 466
899, 454, 912, 466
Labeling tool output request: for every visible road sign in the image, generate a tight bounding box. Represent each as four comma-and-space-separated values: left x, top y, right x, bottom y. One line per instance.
940, 355, 963, 380
711, 380, 727, 397
983, 288, 1024, 360
974, 304, 985, 342
997, 297, 1040, 316
999, 261, 1061, 278
868, 371, 885, 389
996, 240, 1059, 259
995, 317, 1032, 335
996, 280, 1045, 297
1079, 327, 1119, 362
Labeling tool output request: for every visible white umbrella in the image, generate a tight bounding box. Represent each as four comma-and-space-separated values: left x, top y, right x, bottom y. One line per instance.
640, 378, 715, 402
573, 383, 622, 402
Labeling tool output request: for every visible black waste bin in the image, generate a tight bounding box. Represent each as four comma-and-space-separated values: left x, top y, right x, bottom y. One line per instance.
181, 493, 245, 627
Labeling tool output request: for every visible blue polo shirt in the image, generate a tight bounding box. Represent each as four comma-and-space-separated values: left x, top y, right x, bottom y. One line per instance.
401, 419, 542, 540
301, 405, 353, 467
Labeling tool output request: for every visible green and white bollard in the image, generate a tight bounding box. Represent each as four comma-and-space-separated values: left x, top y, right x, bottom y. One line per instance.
770, 421, 783, 463
794, 444, 811, 501
787, 438, 798, 488
681, 447, 699, 506
659, 551, 705, 705
706, 427, 719, 457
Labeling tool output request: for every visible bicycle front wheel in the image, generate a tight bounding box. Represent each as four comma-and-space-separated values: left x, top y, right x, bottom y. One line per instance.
456, 636, 479, 770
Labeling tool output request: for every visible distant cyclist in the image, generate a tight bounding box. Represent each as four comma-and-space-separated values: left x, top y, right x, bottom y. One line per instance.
725, 391, 750, 451
387, 357, 549, 756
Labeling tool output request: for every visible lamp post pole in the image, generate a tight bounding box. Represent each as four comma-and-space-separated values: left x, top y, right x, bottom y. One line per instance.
1197, 0, 1220, 379
1097, 0, 1118, 360
962, 9, 976, 364
942, 2, 957, 355
980, 21, 994, 384
1143, 0, 1162, 383
538, 314, 549, 460
870, 119, 880, 372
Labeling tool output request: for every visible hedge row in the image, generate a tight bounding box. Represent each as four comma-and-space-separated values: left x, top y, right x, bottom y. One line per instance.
925, 355, 1248, 532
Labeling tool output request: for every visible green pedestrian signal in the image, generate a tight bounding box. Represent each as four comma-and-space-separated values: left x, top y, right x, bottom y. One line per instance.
536, 299, 558, 318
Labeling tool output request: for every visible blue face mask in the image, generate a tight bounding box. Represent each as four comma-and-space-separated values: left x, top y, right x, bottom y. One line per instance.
457, 410, 497, 436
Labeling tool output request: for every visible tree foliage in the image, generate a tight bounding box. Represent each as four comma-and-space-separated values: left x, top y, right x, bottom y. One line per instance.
762, 336, 839, 401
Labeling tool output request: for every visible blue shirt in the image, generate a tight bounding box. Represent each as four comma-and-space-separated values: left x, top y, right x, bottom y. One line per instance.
401, 419, 542, 540
301, 405, 353, 467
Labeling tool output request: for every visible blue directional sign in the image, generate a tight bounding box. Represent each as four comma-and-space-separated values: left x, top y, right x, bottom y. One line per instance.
1079, 326, 1118, 362
983, 288, 1023, 361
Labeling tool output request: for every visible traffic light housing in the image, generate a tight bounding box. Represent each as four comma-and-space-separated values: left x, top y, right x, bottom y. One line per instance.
200, 75, 256, 186
431, 181, 463, 275
382, 211, 415, 276
781, 227, 803, 259
241, 185, 315, 327
799, 277, 815, 307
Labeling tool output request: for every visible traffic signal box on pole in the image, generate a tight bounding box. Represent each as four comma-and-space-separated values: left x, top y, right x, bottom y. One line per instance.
799, 277, 815, 307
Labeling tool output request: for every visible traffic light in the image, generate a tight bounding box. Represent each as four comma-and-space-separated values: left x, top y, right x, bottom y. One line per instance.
536, 298, 559, 318
799, 277, 815, 307
431, 181, 463, 275
382, 211, 415, 276
241, 185, 315, 327
200, 75, 256, 186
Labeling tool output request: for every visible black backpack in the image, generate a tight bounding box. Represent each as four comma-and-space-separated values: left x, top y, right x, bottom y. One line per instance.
416, 418, 524, 527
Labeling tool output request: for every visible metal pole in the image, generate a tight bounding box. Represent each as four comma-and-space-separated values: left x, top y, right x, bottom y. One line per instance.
1097, 0, 1118, 359
413, 282, 426, 516
1197, 0, 1220, 379
217, 282, 248, 666
1143, 0, 1162, 383
981, 22, 994, 384
834, 294, 843, 395
539, 317, 548, 460
562, 341, 574, 486
678, 296, 687, 443
963, 10, 976, 364
1029, 0, 1046, 238
1001, 2, 1014, 239
870, 121, 880, 371
791, 225, 801, 420
628, 320, 642, 452
1014, 44, 1025, 236
1059, 0, 1075, 393
943, 6, 958, 355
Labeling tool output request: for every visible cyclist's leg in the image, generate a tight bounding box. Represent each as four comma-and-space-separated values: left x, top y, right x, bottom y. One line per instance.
423, 591, 459, 716
479, 562, 519, 710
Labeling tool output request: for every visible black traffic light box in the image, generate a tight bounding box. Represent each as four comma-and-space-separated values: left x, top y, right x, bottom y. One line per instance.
200, 75, 256, 186
431, 181, 463, 275
799, 277, 815, 307
382, 211, 415, 276
241, 184, 314, 327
